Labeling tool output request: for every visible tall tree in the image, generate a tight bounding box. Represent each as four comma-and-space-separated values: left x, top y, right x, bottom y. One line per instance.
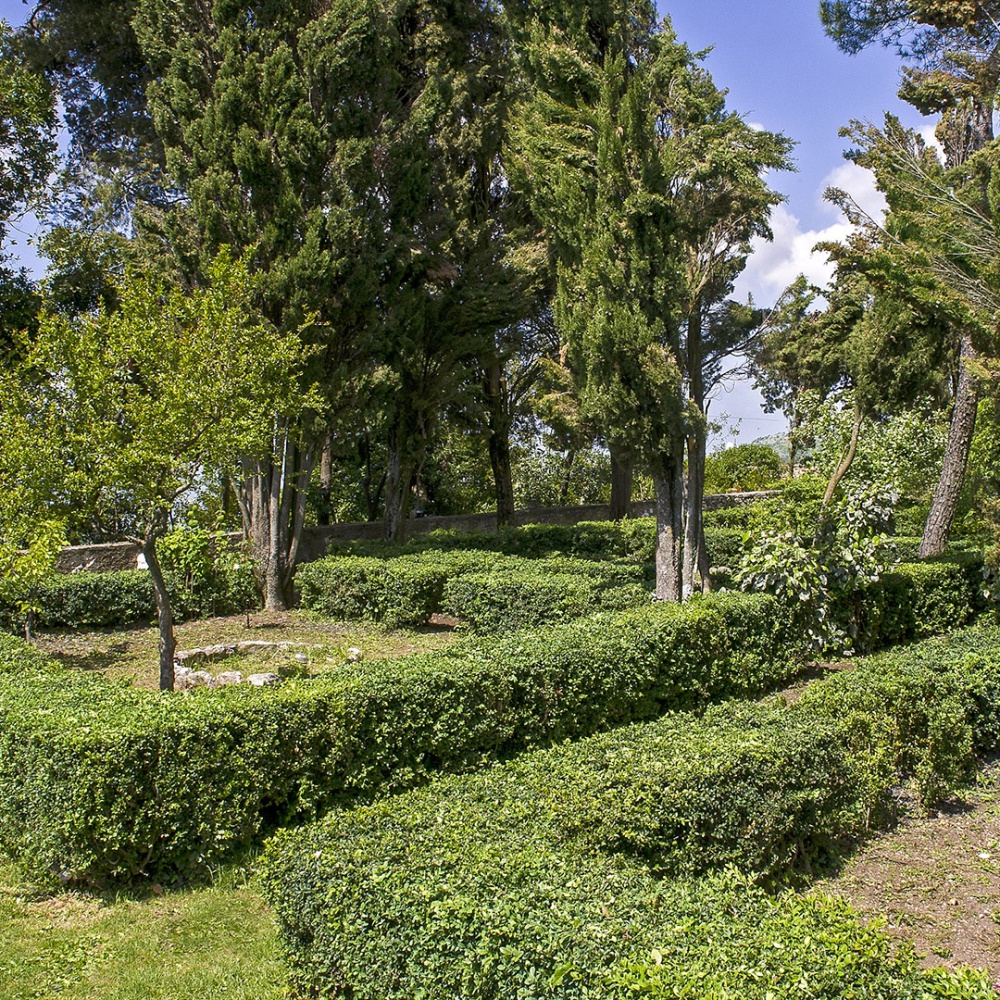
510, 7, 692, 599
821, 0, 1000, 554
0, 252, 306, 688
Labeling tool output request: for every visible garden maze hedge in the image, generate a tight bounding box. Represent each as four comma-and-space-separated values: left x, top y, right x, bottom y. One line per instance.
261, 626, 1000, 999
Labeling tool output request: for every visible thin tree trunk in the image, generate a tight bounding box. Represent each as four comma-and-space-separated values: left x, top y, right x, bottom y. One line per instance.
683, 303, 709, 596
683, 429, 710, 597
237, 419, 317, 612
822, 402, 863, 506
652, 449, 685, 602
143, 509, 175, 691
318, 428, 333, 526
485, 359, 515, 528
921, 331, 979, 557
559, 450, 576, 505
609, 442, 633, 521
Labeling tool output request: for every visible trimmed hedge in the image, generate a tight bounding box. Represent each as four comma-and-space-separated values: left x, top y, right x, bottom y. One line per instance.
261, 627, 1000, 999
0, 557, 983, 885
0, 592, 797, 885
297, 550, 652, 630
0, 564, 257, 632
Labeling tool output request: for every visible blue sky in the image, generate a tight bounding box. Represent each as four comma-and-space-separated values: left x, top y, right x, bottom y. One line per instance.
2, 0, 928, 443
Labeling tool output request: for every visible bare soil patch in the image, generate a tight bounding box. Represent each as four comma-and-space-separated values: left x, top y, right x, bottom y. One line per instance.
817, 763, 1000, 977
32, 611, 460, 689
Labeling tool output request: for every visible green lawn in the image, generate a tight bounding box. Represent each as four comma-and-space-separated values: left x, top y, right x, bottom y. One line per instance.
1, 862, 284, 1000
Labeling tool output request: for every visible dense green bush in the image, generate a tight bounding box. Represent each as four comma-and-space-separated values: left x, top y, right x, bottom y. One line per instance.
0, 592, 797, 885
442, 570, 648, 632
0, 557, 983, 886
704, 442, 784, 492
0, 552, 257, 633
298, 549, 652, 629
262, 627, 1000, 1000
326, 518, 657, 563
295, 555, 449, 627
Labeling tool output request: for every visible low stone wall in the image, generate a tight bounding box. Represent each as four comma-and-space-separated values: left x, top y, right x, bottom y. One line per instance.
54, 491, 780, 574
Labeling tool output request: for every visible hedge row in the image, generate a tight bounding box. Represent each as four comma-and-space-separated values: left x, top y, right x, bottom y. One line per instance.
0, 558, 983, 886
261, 626, 1000, 999
297, 551, 651, 630
0, 564, 257, 632
0, 592, 796, 884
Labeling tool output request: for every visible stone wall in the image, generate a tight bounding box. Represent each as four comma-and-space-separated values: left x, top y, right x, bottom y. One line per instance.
53, 491, 780, 574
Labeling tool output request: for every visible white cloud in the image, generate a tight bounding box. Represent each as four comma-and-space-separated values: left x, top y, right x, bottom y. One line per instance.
735, 161, 885, 304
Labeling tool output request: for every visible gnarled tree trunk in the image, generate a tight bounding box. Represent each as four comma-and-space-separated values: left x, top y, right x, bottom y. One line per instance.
920, 331, 979, 557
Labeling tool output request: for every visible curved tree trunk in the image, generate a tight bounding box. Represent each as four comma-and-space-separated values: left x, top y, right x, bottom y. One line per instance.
142, 508, 175, 691
822, 402, 863, 507
609, 441, 633, 521
920, 331, 979, 558
652, 446, 685, 602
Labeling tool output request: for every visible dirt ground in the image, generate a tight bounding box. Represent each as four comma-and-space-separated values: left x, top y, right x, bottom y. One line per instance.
31, 610, 461, 689
818, 763, 1000, 978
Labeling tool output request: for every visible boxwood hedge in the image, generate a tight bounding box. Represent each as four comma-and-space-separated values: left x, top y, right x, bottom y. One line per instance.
297, 550, 652, 630
0, 563, 257, 632
0, 591, 796, 884
0, 555, 984, 886
261, 626, 1000, 999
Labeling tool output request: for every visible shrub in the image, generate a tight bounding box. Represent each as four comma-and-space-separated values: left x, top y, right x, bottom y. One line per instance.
261, 627, 1000, 1000
295, 556, 448, 627
0, 538, 258, 633
0, 591, 797, 885
298, 550, 652, 629
0, 559, 982, 886
442, 565, 649, 633
703, 443, 784, 493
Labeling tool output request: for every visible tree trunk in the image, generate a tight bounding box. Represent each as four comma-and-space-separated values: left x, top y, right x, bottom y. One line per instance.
317, 428, 333, 526
920, 331, 979, 557
652, 449, 685, 602
485, 358, 515, 528
822, 402, 863, 506
609, 442, 633, 521
384, 422, 415, 544
237, 419, 317, 613
683, 302, 709, 597
143, 509, 175, 691
683, 429, 710, 598
559, 450, 576, 505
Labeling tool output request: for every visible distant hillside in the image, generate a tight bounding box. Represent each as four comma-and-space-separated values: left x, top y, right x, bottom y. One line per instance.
751, 432, 790, 464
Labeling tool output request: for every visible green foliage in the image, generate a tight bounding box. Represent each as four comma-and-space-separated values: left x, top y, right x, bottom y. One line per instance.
442, 566, 649, 633
703, 443, 784, 493
0, 561, 259, 633
0, 591, 797, 885
299, 548, 651, 631
0, 21, 57, 243
0, 518, 65, 635
157, 528, 258, 620
736, 485, 903, 654
296, 556, 449, 629
261, 626, 1000, 999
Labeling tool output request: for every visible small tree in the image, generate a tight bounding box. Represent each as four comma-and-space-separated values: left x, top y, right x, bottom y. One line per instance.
1, 251, 307, 689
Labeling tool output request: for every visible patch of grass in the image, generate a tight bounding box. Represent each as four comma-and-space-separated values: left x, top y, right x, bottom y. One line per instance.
31, 610, 460, 689
0, 861, 284, 999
